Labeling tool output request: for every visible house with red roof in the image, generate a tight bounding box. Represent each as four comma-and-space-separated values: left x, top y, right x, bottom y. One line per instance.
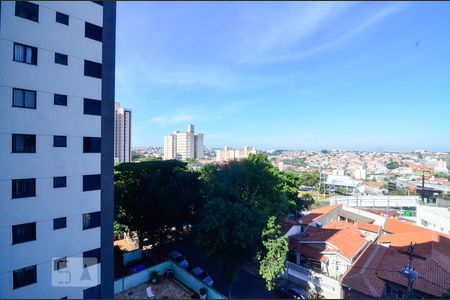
341, 217, 450, 298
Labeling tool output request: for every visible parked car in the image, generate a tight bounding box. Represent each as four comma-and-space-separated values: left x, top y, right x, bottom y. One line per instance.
190, 266, 213, 286
168, 251, 189, 269
275, 285, 310, 299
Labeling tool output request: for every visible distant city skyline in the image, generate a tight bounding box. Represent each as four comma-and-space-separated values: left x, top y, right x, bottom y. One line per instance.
116, 2, 450, 152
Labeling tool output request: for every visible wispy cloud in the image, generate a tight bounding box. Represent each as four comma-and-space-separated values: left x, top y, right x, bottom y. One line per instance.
236, 2, 409, 64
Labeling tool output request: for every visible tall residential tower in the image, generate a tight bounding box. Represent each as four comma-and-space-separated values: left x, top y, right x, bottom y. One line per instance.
114, 101, 131, 163
0, 2, 116, 298
164, 124, 204, 160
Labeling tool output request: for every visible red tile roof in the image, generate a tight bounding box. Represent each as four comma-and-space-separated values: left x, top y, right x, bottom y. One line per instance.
341, 244, 388, 298
288, 241, 329, 263
356, 221, 380, 233
383, 218, 428, 234
344, 228, 450, 297
299, 204, 341, 224
291, 221, 367, 261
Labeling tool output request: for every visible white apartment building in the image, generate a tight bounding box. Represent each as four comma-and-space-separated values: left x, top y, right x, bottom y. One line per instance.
163, 124, 204, 160
0, 2, 116, 298
416, 205, 450, 235
215, 146, 256, 161
114, 101, 131, 163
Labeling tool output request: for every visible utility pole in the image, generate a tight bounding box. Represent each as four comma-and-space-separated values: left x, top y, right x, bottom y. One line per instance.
398, 242, 426, 298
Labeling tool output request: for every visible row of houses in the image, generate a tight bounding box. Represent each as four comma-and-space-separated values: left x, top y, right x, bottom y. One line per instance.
283, 204, 450, 298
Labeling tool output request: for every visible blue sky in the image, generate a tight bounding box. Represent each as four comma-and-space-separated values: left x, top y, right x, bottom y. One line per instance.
115, 2, 450, 151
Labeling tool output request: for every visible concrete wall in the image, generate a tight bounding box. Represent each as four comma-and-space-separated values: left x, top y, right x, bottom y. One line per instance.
329, 195, 419, 208
114, 261, 226, 299
286, 261, 343, 299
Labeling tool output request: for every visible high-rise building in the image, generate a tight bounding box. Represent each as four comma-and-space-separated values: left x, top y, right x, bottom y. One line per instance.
114, 101, 131, 163
0, 2, 116, 298
163, 124, 204, 160
215, 146, 256, 161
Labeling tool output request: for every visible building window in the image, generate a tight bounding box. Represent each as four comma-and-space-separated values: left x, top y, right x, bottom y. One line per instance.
55, 53, 68, 65
54, 94, 67, 106
53, 136, 67, 148
84, 60, 102, 78
53, 176, 67, 188
83, 137, 101, 153
83, 248, 101, 267
12, 222, 36, 245
92, 1, 103, 6
83, 212, 101, 230
83, 174, 101, 191
54, 257, 67, 271
83, 98, 101, 116
53, 217, 67, 230
15, 1, 39, 22
12, 134, 36, 153
13, 43, 37, 65
13, 265, 37, 289
85, 22, 103, 42
12, 178, 36, 199
13, 88, 36, 109
55, 11, 69, 25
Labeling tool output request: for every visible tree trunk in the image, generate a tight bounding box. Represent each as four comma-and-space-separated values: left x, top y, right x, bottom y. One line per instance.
137, 230, 144, 249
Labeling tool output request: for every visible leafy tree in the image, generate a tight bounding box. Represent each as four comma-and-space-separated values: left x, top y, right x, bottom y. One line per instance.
115, 160, 201, 248
258, 216, 289, 290
196, 154, 291, 296
195, 198, 264, 298
199, 153, 290, 220
386, 161, 400, 170
442, 290, 450, 299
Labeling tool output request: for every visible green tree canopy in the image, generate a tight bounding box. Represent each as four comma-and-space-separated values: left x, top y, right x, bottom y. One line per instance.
115, 160, 201, 248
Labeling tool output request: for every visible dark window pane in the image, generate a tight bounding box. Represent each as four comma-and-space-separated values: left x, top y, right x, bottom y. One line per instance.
12, 178, 36, 198
12, 134, 36, 153
83, 248, 101, 268
13, 265, 37, 289
83, 212, 101, 230
53, 136, 67, 147
13, 88, 36, 109
83, 137, 101, 153
92, 1, 103, 6
53, 176, 67, 188
84, 60, 102, 78
12, 222, 36, 244
83, 98, 101, 116
54, 257, 67, 271
55, 53, 68, 65
55, 12, 69, 25
53, 217, 67, 230
85, 22, 102, 42
83, 174, 101, 191
13, 43, 37, 65
15, 2, 39, 22
54, 94, 67, 106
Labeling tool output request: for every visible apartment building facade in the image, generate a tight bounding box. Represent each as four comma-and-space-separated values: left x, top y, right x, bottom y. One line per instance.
163, 124, 204, 161
215, 146, 256, 161
114, 101, 131, 163
0, 1, 116, 298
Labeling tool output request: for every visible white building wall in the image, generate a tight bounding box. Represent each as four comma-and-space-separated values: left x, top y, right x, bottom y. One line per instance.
0, 2, 105, 298
416, 205, 450, 235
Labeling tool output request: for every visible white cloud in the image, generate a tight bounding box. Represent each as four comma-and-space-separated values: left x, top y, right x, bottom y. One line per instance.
149, 114, 195, 125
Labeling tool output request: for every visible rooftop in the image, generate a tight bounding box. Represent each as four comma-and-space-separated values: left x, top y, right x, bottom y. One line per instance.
343, 227, 450, 297
383, 217, 428, 234
115, 278, 191, 299
290, 221, 368, 261
299, 204, 341, 224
